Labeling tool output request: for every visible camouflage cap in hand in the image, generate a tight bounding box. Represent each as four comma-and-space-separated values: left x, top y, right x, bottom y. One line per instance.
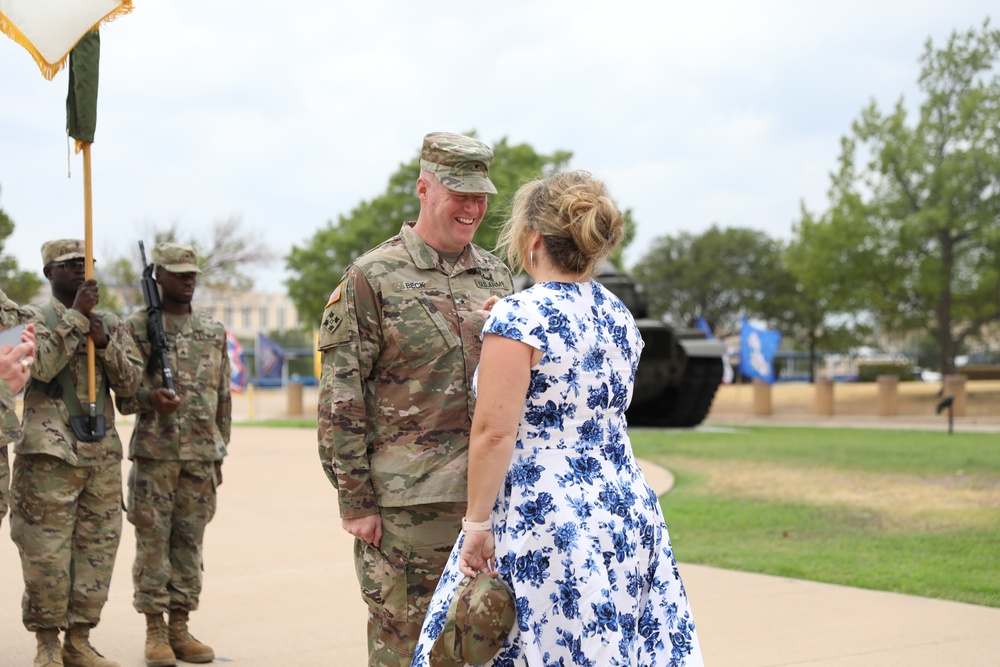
420, 132, 498, 195
429, 573, 516, 666
41, 239, 86, 265
153, 242, 201, 273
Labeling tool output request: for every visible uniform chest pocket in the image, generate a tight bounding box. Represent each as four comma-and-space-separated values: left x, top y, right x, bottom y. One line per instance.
388, 298, 457, 369
180, 331, 223, 387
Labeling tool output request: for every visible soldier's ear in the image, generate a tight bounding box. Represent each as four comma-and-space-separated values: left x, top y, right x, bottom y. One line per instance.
416, 175, 430, 201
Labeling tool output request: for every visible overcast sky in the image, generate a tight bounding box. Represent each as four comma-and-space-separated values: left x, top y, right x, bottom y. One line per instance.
0, 1, 994, 295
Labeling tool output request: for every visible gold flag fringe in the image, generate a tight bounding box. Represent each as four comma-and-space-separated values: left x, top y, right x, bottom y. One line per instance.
0, 0, 134, 81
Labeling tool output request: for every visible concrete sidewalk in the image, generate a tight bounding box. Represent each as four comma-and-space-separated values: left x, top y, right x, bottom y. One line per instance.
2, 426, 998, 666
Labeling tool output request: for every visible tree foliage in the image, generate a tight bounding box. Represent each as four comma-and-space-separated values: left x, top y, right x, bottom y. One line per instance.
630, 225, 788, 338
779, 206, 873, 381
98, 217, 278, 315
802, 20, 1000, 375
0, 185, 44, 304
286, 136, 641, 327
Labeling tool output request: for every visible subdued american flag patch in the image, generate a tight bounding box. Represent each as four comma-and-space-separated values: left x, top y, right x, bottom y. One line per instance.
325, 283, 343, 308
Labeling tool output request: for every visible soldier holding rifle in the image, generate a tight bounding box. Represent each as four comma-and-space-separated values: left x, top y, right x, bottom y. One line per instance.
116, 242, 231, 667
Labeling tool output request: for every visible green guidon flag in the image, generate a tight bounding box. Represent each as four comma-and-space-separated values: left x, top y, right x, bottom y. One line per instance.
66, 29, 100, 146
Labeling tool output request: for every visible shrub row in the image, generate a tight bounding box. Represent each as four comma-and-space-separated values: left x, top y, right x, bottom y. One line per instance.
856, 362, 917, 383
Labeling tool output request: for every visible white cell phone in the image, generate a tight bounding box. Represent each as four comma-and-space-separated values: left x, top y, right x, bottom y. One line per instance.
0, 323, 27, 349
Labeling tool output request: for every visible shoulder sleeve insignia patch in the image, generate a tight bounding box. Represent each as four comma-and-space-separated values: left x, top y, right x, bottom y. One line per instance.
323, 311, 343, 335
325, 283, 343, 308
323, 311, 344, 333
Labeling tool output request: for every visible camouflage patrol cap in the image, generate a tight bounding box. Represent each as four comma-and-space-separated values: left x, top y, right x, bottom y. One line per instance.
429, 573, 516, 666
420, 132, 498, 195
41, 239, 86, 265
153, 242, 201, 273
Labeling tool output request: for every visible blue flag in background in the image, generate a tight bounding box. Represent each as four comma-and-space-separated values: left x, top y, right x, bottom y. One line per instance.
257, 333, 285, 380
695, 316, 714, 339
739, 318, 782, 384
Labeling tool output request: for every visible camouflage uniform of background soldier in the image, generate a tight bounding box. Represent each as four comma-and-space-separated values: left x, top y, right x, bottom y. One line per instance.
10, 239, 142, 667
318, 132, 513, 667
116, 242, 230, 667
1, 286, 24, 528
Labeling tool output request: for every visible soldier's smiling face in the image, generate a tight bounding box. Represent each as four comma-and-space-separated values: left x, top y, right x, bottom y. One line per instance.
415, 174, 488, 253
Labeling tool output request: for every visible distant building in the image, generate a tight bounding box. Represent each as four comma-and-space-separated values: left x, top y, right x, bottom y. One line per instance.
197, 290, 303, 336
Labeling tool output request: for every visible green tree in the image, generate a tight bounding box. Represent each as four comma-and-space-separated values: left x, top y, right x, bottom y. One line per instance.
631, 225, 788, 338
0, 185, 44, 304
808, 20, 1000, 375
778, 205, 873, 382
286, 136, 604, 326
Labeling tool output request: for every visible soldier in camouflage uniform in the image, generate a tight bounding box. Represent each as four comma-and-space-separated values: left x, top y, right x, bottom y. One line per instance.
116, 243, 230, 667
1, 288, 35, 529
318, 132, 514, 667
10, 239, 143, 667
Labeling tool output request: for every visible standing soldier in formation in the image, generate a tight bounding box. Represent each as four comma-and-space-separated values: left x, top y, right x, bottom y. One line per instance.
116, 243, 231, 667
1, 288, 35, 529
317, 132, 513, 666
10, 239, 142, 667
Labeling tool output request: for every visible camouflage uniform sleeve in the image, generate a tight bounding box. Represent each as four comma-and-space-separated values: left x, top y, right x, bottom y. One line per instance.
22, 303, 89, 382
1, 290, 20, 520
1, 291, 22, 444
1, 374, 20, 439
0, 438, 8, 520
1, 371, 13, 519
96, 312, 143, 399
317, 266, 382, 519
216, 329, 231, 445
0, 287, 20, 329
114, 313, 154, 415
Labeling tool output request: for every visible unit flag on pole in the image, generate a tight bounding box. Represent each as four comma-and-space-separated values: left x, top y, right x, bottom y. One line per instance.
738, 317, 782, 384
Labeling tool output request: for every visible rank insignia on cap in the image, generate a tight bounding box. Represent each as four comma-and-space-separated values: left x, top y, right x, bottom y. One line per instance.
326, 283, 343, 308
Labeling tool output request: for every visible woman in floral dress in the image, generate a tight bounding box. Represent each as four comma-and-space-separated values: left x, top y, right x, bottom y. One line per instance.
411, 171, 703, 667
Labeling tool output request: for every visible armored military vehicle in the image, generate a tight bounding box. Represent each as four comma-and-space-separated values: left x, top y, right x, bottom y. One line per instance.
594, 265, 726, 427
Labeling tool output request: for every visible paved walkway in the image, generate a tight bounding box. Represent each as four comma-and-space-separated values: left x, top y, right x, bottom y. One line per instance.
2, 426, 998, 666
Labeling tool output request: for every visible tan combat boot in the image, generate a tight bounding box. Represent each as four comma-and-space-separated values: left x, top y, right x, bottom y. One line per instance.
168, 609, 214, 663
34, 628, 64, 667
144, 613, 176, 667
62, 624, 120, 667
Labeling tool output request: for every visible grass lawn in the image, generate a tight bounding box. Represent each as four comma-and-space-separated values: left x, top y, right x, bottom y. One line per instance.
630, 426, 1000, 608
252, 419, 1000, 608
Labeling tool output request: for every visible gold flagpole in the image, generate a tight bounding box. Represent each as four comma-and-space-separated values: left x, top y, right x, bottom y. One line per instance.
83, 142, 97, 416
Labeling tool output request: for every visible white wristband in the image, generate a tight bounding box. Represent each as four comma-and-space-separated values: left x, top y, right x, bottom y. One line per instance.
462, 517, 492, 532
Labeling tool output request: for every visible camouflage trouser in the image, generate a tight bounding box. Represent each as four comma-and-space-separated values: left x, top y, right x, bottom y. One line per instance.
354, 502, 464, 667
9, 454, 122, 631
127, 457, 218, 614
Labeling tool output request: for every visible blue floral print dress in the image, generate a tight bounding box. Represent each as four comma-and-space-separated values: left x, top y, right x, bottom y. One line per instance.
411, 281, 703, 667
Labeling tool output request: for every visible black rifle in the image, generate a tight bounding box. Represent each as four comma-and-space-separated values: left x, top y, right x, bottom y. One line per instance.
139, 241, 175, 394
